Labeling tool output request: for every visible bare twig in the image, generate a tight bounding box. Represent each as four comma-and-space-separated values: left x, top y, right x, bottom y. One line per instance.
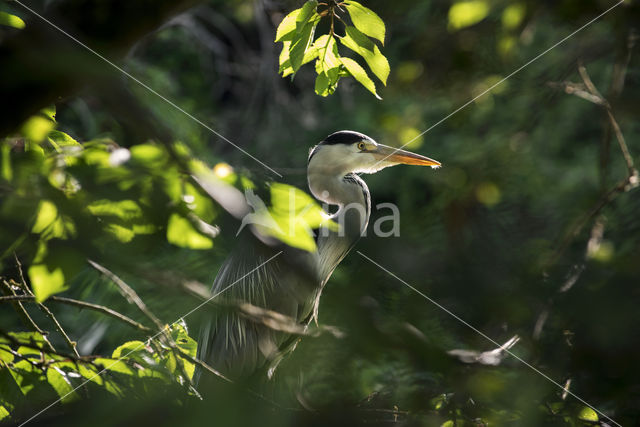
9, 255, 81, 357
0, 279, 56, 352
86, 260, 199, 390
549, 178, 629, 265
0, 328, 88, 362
578, 63, 638, 181
88, 260, 165, 331
0, 295, 152, 332
36, 302, 81, 358
173, 346, 231, 383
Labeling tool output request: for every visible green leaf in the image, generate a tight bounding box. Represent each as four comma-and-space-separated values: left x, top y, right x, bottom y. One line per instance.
166, 213, 213, 249
577, 406, 598, 422
275, 8, 301, 42
0, 11, 25, 29
258, 183, 337, 252
46, 367, 79, 403
343, 1, 386, 45
448, 1, 490, 31
1, 143, 12, 181
112, 341, 147, 359
42, 105, 56, 121
289, 19, 318, 74
340, 57, 381, 99
280, 40, 319, 77
170, 322, 197, 380
295, 0, 318, 31
94, 358, 135, 376
130, 144, 167, 168
31, 200, 76, 240
28, 242, 84, 302
0, 405, 9, 421
47, 130, 80, 153
28, 264, 65, 303
32, 200, 58, 234
502, 3, 526, 30
314, 72, 331, 97
340, 26, 390, 85
314, 34, 340, 73
21, 116, 55, 144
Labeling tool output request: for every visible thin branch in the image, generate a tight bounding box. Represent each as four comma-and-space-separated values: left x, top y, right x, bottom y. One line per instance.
13, 252, 28, 289
578, 63, 637, 181
0, 279, 56, 352
88, 260, 165, 331
547, 177, 628, 267
86, 260, 196, 389
9, 255, 80, 356
0, 328, 88, 362
35, 302, 80, 358
0, 295, 152, 333
173, 346, 231, 383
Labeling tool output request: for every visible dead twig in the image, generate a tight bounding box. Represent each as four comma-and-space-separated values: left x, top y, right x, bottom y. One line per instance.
0, 294, 152, 333
173, 345, 231, 383
88, 260, 164, 331
11, 256, 80, 357
0, 279, 56, 352
578, 62, 638, 182
36, 302, 81, 358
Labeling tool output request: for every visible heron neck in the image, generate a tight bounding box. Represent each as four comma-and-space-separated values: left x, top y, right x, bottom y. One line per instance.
308, 172, 370, 230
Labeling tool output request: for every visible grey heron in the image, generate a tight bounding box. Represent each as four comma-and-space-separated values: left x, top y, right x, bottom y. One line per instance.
197, 130, 440, 380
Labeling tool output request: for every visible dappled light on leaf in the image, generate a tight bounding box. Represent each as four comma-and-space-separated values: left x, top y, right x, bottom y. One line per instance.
448, 0, 490, 31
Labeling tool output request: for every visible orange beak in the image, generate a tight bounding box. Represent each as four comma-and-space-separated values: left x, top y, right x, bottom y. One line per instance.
373, 144, 441, 168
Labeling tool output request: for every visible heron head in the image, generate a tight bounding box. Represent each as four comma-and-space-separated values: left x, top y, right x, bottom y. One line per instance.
308, 130, 441, 176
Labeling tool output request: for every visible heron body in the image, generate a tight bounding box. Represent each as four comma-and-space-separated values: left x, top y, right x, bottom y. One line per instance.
197, 131, 440, 379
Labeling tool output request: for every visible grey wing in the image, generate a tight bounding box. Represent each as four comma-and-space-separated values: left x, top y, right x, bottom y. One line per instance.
196, 238, 320, 380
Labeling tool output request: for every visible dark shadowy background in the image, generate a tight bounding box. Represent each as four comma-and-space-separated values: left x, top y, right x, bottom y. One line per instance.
1, 0, 639, 425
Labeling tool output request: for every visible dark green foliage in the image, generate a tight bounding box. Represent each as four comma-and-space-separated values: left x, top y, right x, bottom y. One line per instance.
1, 0, 640, 426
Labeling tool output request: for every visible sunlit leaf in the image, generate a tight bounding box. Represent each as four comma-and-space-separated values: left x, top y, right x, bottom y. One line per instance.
340, 57, 380, 99
0, 11, 25, 29
289, 19, 318, 74
94, 358, 135, 376
314, 34, 340, 73
448, 1, 490, 31
1, 143, 12, 181
21, 116, 55, 144
577, 406, 598, 422
166, 213, 213, 249
256, 183, 336, 252
170, 322, 197, 380
28, 243, 84, 302
130, 144, 167, 168
0, 405, 9, 421
314, 72, 330, 96
47, 130, 81, 153
295, 0, 318, 32
41, 105, 56, 122
340, 26, 390, 85
32, 200, 58, 234
31, 200, 76, 240
112, 341, 147, 359
343, 1, 385, 45
280, 40, 319, 77
46, 367, 79, 403
502, 3, 525, 30
275, 8, 301, 42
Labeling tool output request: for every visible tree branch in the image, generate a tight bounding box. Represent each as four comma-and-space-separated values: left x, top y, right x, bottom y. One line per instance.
36, 300, 81, 358
0, 279, 56, 352
0, 294, 152, 333
88, 259, 164, 331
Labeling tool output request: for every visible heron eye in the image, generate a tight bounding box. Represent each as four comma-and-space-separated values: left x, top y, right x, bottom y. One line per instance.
357, 142, 366, 150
